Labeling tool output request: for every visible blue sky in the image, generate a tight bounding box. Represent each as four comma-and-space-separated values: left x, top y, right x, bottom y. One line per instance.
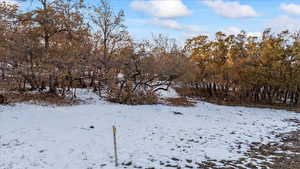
9, 0, 300, 41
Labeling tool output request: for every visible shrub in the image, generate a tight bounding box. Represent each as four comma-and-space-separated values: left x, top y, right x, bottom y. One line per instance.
0, 94, 8, 104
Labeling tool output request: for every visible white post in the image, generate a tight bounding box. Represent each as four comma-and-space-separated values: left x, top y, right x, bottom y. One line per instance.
113, 125, 118, 167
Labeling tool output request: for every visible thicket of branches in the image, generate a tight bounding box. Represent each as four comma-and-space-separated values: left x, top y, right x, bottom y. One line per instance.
1, 0, 300, 106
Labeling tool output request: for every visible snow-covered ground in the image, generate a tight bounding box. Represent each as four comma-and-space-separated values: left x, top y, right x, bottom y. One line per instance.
0, 90, 300, 169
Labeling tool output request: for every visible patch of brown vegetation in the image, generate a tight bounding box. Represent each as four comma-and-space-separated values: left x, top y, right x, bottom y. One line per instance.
174, 87, 300, 113
107, 91, 159, 105
201, 97, 300, 113
0, 94, 8, 104
3, 92, 78, 106
164, 97, 196, 107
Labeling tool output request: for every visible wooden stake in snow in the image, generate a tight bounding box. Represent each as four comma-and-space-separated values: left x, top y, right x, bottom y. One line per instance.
113, 125, 118, 167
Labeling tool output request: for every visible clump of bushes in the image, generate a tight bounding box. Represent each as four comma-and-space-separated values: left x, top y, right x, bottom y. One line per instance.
108, 90, 158, 105
0, 94, 8, 104
103, 38, 184, 105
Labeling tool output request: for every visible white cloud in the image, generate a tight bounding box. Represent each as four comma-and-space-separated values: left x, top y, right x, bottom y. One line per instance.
224, 26, 241, 35
130, 0, 191, 18
147, 18, 204, 35
148, 18, 183, 30
267, 15, 300, 32
201, 0, 258, 19
280, 3, 300, 16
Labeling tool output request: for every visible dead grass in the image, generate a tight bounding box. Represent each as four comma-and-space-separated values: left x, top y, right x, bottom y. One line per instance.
164, 97, 196, 107
174, 87, 300, 113
200, 97, 300, 113
0, 94, 8, 104
2, 92, 78, 106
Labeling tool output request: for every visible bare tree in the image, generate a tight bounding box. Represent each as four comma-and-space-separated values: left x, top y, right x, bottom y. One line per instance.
91, 0, 129, 68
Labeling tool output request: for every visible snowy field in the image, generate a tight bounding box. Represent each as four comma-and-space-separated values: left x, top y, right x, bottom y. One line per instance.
1, 90, 300, 169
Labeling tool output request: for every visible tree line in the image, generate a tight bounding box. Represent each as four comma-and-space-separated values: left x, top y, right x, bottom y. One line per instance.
1, 0, 300, 106
185, 30, 300, 106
